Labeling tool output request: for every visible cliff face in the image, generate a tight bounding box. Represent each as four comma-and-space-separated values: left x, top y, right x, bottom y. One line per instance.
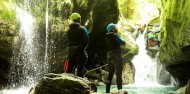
160, 0, 190, 86
0, 20, 18, 89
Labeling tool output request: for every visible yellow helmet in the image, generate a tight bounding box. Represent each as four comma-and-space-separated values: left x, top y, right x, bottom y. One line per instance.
70, 13, 81, 20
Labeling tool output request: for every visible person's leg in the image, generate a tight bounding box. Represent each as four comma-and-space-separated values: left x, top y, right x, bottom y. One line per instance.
67, 47, 78, 73
115, 57, 123, 90
76, 50, 87, 77
67, 55, 75, 73
106, 59, 115, 93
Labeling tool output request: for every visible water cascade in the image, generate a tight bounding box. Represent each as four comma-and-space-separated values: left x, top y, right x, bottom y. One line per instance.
131, 27, 158, 86
2, 0, 49, 94
44, 0, 49, 69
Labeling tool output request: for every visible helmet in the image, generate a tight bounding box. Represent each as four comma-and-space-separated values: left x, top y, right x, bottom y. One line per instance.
148, 33, 156, 40
107, 23, 116, 32
71, 13, 81, 20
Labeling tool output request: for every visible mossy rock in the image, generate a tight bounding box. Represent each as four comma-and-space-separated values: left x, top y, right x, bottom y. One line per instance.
0, 20, 18, 88
31, 73, 96, 94
160, 0, 190, 63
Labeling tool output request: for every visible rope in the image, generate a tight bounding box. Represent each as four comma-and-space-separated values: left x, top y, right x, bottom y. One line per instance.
83, 50, 133, 77
122, 50, 132, 58
83, 64, 108, 77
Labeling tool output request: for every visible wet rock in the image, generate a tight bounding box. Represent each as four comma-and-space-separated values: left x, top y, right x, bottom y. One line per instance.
175, 85, 186, 94
174, 79, 190, 94
166, 62, 190, 86
157, 63, 172, 85
162, 45, 190, 86
109, 89, 128, 94
160, 0, 190, 86
185, 79, 190, 94
30, 73, 97, 94
0, 20, 17, 88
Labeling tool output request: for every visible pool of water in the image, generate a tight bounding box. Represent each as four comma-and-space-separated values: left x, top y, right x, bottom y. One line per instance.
0, 87, 30, 94
96, 85, 179, 94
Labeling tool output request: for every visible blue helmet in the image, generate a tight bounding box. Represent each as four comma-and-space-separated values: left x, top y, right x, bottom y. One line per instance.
107, 23, 116, 32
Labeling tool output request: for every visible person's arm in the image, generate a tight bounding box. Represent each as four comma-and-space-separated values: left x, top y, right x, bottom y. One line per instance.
157, 40, 160, 47
115, 34, 125, 45
83, 27, 89, 47
83, 27, 89, 42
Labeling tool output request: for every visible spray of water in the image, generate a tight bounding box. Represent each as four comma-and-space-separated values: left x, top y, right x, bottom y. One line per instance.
44, 0, 49, 70
14, 6, 38, 86
4, 1, 50, 94
131, 27, 159, 86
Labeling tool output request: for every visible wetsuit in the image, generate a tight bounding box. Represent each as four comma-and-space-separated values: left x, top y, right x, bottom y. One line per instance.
66, 22, 89, 77
106, 32, 125, 93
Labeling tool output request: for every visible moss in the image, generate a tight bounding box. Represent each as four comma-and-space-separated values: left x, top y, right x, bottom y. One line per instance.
160, 0, 190, 63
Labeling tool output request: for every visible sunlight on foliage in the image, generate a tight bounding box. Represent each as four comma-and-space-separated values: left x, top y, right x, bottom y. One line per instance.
0, 0, 16, 20
118, 0, 135, 19
118, 0, 161, 24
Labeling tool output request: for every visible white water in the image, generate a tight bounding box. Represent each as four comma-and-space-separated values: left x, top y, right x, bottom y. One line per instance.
1, 87, 30, 94
44, 0, 49, 69
14, 6, 37, 86
2, 1, 49, 94
2, 7, 36, 94
131, 29, 158, 86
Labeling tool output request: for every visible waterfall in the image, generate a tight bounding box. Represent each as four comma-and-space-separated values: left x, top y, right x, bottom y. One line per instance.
12, 6, 38, 86
44, 0, 49, 73
7, 0, 49, 90
131, 27, 158, 86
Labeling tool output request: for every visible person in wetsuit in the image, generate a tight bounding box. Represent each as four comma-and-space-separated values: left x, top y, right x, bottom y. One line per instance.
66, 13, 89, 77
106, 23, 126, 93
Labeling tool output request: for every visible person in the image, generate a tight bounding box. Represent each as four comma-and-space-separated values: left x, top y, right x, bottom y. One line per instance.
91, 53, 101, 69
66, 12, 89, 77
147, 32, 160, 47
105, 23, 126, 93
91, 53, 102, 79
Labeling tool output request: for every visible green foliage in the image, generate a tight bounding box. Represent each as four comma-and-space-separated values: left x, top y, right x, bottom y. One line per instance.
118, 0, 134, 19
0, 0, 16, 20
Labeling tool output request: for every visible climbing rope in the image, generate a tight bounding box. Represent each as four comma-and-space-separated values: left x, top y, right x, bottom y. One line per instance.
83, 50, 132, 77
83, 64, 108, 77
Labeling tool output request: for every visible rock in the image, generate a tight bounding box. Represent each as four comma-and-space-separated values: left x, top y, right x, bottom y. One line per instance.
174, 79, 190, 94
0, 20, 17, 88
166, 63, 190, 86
116, 89, 128, 94
31, 73, 97, 94
160, 0, 190, 86
108, 89, 128, 94
185, 79, 190, 94
157, 57, 172, 85
175, 85, 186, 94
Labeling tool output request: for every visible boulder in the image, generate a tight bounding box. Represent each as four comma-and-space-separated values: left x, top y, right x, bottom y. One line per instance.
185, 79, 190, 94
166, 62, 190, 86
160, 0, 190, 86
174, 79, 190, 94
0, 20, 17, 88
30, 73, 97, 94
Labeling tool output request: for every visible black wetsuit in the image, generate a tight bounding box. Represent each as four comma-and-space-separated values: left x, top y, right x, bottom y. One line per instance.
106, 32, 125, 93
66, 22, 89, 77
